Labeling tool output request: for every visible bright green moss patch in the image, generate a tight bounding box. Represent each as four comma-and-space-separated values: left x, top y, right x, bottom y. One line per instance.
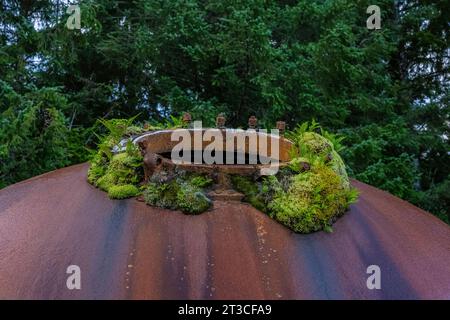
87, 118, 143, 199
233, 121, 358, 233
234, 164, 357, 233
269, 164, 358, 233
108, 184, 140, 199
287, 121, 350, 189
143, 172, 212, 214
90, 150, 142, 193
330, 150, 350, 189
87, 153, 108, 185
301, 132, 332, 154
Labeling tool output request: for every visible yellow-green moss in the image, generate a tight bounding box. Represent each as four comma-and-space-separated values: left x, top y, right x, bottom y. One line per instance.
90, 151, 142, 193
330, 150, 350, 189
293, 129, 350, 189
288, 157, 311, 172
87, 153, 107, 185
269, 164, 357, 233
190, 175, 214, 188
236, 122, 357, 233
88, 116, 190, 204
88, 139, 143, 201
96, 172, 117, 192
301, 132, 333, 154
108, 184, 140, 199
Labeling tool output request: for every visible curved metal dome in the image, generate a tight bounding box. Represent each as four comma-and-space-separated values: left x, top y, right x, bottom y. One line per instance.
0, 163, 449, 299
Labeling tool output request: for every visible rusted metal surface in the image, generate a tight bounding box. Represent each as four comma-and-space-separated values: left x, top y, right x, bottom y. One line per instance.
134, 129, 294, 162
136, 128, 293, 199
0, 163, 449, 299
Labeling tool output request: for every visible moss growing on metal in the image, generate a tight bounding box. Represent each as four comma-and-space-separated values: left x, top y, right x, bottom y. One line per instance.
90, 149, 143, 199
287, 121, 350, 189
233, 122, 358, 233
88, 117, 357, 233
87, 116, 187, 201
176, 183, 212, 214
108, 184, 140, 199
87, 153, 108, 185
87, 118, 144, 199
143, 172, 213, 214
269, 164, 358, 233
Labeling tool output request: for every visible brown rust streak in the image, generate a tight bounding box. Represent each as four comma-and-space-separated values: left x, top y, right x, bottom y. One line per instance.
0, 164, 449, 299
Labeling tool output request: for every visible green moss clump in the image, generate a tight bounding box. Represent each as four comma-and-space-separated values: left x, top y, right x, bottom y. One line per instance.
330, 150, 350, 189
269, 164, 358, 233
234, 164, 357, 233
108, 184, 140, 199
87, 153, 108, 185
301, 132, 333, 154
288, 122, 350, 189
176, 184, 211, 214
143, 173, 212, 214
190, 175, 214, 188
87, 118, 143, 200
144, 181, 180, 209
108, 152, 142, 185
87, 117, 357, 233
91, 151, 142, 193
96, 172, 116, 191
234, 121, 358, 234
288, 157, 311, 173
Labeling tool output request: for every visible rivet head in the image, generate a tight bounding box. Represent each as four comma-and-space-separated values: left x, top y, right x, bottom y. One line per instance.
248, 116, 257, 129
216, 114, 226, 128
276, 121, 286, 135
182, 112, 192, 123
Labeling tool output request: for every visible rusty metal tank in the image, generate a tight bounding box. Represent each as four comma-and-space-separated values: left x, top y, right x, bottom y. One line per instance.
0, 163, 449, 299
